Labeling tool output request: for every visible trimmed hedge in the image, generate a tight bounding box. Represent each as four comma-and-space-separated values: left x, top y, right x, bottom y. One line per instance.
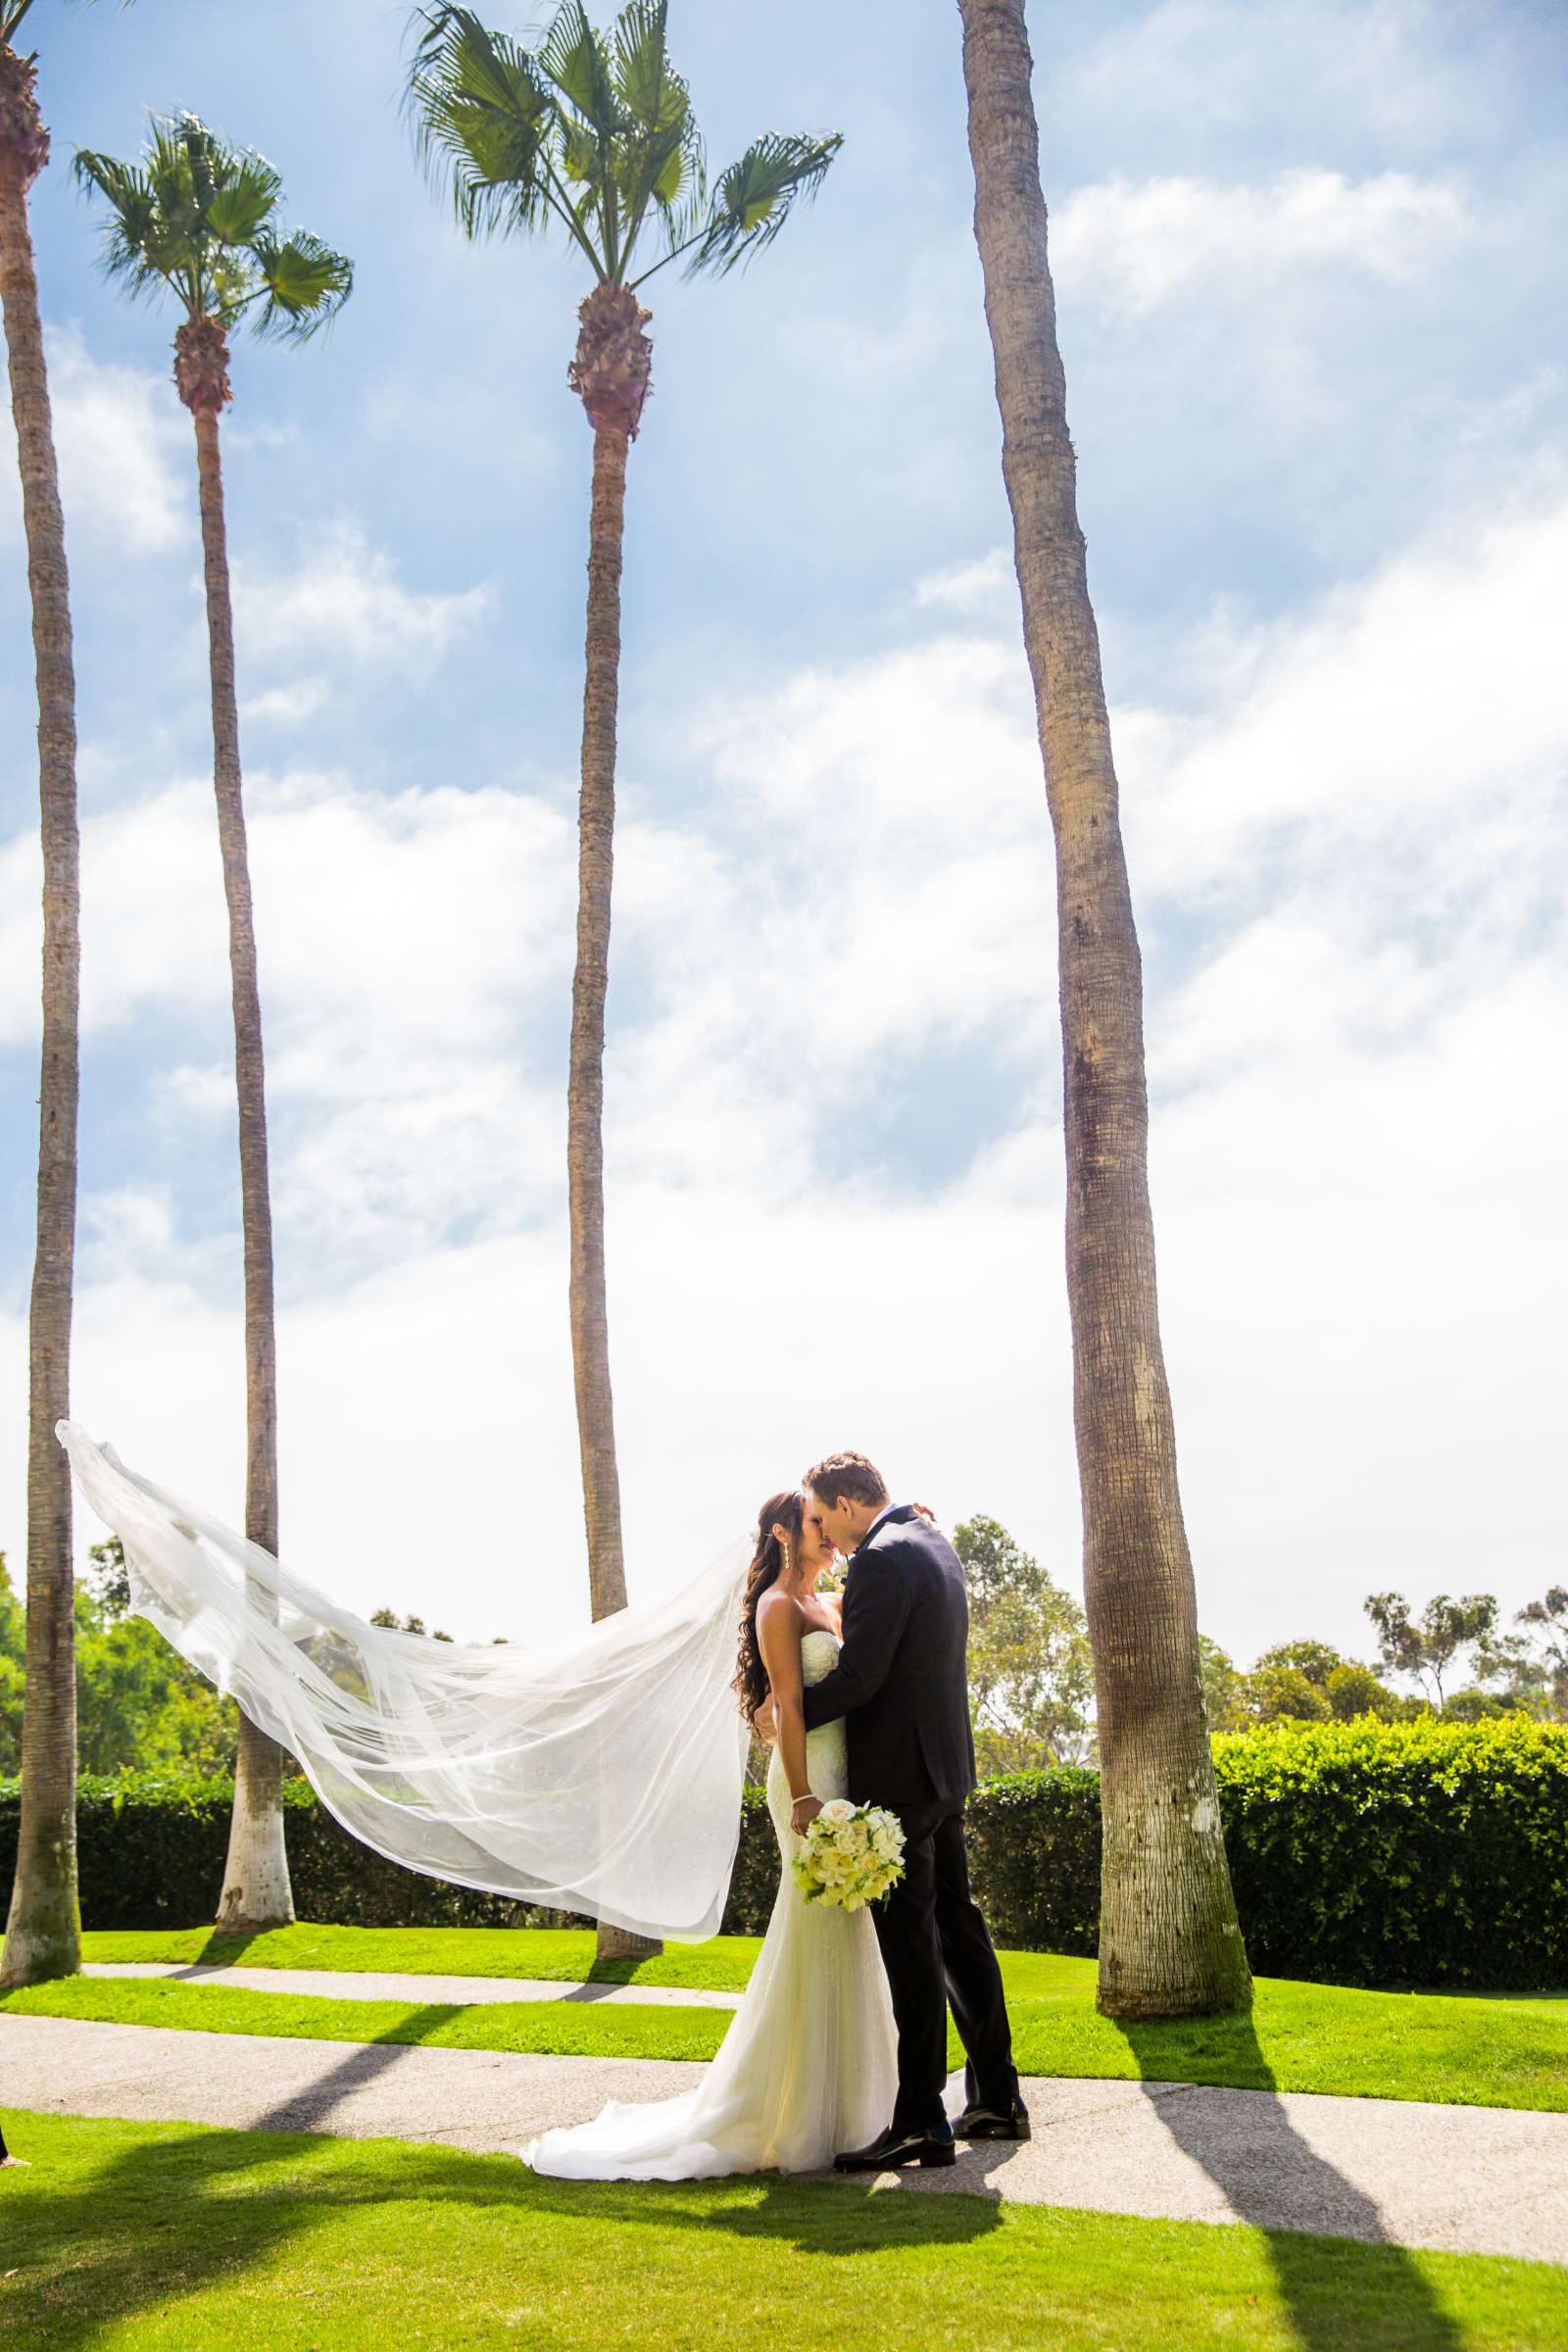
4, 1716, 1565, 1988
1212, 1714, 1568, 1991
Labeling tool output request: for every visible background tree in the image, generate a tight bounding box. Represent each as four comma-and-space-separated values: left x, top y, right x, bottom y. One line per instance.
1, 1544, 241, 1777
956, 0, 1249, 2017
74, 112, 352, 1933
369, 1607, 454, 1642
1364, 1591, 1498, 1713
1497, 1587, 1568, 1718
953, 1515, 1095, 1771
1322, 1658, 1405, 1722
1246, 1639, 1408, 1725
0, 0, 88, 1991
406, 0, 840, 1961
1198, 1635, 1247, 1734
1247, 1660, 1331, 1725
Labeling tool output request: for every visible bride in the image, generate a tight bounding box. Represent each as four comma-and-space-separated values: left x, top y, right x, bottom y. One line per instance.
524, 1486, 898, 2179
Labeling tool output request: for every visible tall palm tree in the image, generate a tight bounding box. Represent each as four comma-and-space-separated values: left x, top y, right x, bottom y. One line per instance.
406, 2, 840, 1959
74, 114, 352, 1933
956, 0, 1250, 2019
0, 0, 84, 1991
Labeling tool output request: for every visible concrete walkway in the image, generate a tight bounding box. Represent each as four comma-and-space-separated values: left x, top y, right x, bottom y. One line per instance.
83, 1961, 744, 2010
6, 2009, 1568, 2265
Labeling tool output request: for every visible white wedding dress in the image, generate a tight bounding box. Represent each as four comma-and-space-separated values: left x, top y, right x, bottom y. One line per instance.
524, 1630, 900, 2180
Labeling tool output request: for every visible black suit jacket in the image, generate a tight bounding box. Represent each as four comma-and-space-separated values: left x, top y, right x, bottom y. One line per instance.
800, 1503, 977, 1808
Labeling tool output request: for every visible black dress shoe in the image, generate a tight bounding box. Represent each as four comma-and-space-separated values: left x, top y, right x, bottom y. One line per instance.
832, 2121, 957, 2173
952, 2096, 1031, 2142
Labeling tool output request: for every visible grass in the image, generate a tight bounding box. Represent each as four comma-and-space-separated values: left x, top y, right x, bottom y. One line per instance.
2, 2110, 1565, 2351
58, 1928, 1568, 2115
83, 1921, 760, 1988
4, 1972, 730, 2063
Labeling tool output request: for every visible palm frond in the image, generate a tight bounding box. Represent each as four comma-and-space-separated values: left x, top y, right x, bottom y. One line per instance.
202, 154, 284, 251
611, 0, 683, 135
71, 148, 171, 305
689, 129, 843, 276
405, 4, 564, 248
537, 0, 625, 138
249, 228, 353, 341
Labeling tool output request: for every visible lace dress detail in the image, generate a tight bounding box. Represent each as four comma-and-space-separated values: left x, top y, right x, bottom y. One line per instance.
522, 1628, 899, 2179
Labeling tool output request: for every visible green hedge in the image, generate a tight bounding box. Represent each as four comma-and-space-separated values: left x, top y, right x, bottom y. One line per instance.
4, 1716, 1565, 1988
1211, 1714, 1568, 1990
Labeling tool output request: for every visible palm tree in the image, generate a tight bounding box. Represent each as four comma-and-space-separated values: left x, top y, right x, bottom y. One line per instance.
74, 114, 352, 1933
406, 2, 840, 1959
0, 0, 84, 1991
956, 0, 1250, 2019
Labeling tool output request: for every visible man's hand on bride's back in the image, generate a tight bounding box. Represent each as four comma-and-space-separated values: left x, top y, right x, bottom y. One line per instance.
753, 1695, 778, 1744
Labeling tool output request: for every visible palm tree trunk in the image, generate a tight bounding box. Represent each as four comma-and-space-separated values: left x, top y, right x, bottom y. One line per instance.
189, 391, 295, 1933
0, 67, 82, 1993
956, 0, 1250, 2018
571, 416, 630, 1634
568, 280, 661, 1965
574, 418, 661, 1967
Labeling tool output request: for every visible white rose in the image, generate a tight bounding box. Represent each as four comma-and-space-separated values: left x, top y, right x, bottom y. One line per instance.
819, 1798, 856, 1827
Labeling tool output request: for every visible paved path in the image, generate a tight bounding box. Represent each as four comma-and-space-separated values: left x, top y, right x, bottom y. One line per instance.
83, 1962, 744, 2011
6, 2010, 1568, 2265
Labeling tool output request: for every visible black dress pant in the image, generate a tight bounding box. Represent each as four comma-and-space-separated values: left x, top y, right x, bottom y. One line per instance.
869, 1796, 1018, 2134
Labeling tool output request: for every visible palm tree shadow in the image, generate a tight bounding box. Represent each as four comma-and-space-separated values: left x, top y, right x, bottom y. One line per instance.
188, 1926, 268, 1968
1110, 2012, 1464, 2351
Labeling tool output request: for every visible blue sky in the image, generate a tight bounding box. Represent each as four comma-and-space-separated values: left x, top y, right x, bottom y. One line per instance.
2, 0, 1564, 1672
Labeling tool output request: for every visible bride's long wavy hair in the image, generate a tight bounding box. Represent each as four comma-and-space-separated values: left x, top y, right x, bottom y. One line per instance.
732, 1488, 806, 1725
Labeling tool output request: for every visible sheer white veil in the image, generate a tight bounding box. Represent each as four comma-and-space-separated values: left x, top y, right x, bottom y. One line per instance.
56, 1420, 755, 1943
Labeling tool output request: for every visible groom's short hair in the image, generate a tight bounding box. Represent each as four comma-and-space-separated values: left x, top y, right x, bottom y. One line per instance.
805, 1451, 888, 1510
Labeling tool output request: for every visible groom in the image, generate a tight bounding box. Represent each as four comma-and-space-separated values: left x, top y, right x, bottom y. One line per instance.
795, 1450, 1028, 2171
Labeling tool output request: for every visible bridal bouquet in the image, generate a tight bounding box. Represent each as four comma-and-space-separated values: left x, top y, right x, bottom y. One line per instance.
791, 1798, 906, 1912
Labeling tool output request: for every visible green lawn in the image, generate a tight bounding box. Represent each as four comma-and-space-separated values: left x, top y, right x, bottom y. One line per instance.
31, 1928, 1568, 2114
5, 1972, 730, 2063
1, 2110, 1563, 2352
83, 1921, 760, 1988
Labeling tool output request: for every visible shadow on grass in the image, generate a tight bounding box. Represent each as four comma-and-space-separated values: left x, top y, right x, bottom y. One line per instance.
1111, 2009, 1464, 2352
187, 1927, 270, 1970
2, 2112, 1003, 2349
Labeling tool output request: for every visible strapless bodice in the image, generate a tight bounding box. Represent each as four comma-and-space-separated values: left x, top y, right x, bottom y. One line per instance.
799, 1627, 840, 1686
766, 1628, 848, 1834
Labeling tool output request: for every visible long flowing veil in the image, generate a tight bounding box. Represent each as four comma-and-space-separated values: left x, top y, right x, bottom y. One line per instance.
56, 1421, 754, 1942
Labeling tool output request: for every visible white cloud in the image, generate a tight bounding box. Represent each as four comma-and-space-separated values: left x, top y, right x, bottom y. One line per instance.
1069, 0, 1527, 158
1120, 467, 1568, 908
231, 521, 491, 668
0, 328, 188, 556
912, 548, 1014, 614
240, 679, 330, 729
1052, 171, 1472, 316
